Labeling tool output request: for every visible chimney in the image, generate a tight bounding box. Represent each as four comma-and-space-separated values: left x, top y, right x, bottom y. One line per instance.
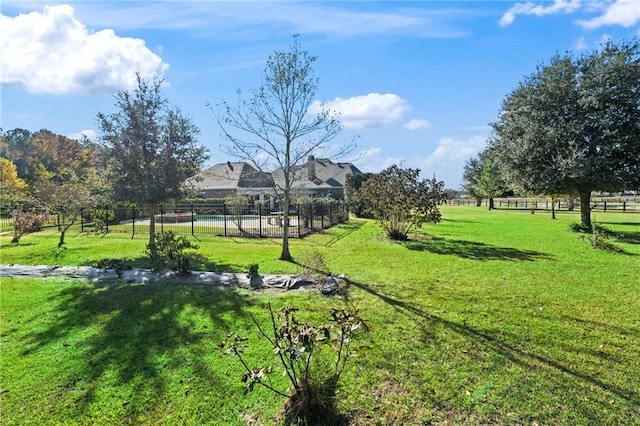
307, 156, 316, 181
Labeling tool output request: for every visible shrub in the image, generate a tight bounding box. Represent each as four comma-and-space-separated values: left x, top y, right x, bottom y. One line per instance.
586, 224, 624, 253
11, 211, 48, 244
569, 222, 592, 233
351, 166, 444, 240
89, 258, 133, 271
246, 263, 259, 279
571, 222, 624, 253
146, 231, 199, 273
85, 208, 115, 234
297, 249, 327, 280
222, 304, 365, 425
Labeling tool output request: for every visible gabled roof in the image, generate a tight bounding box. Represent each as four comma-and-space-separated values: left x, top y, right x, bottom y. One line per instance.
192, 162, 273, 190
272, 157, 362, 190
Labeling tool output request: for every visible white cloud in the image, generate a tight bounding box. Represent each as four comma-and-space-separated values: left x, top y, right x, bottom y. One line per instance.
349, 136, 487, 188
314, 93, 410, 130
67, 129, 97, 141
0, 5, 168, 95
404, 119, 432, 131
426, 136, 487, 161
578, 0, 640, 29
418, 136, 487, 188
576, 36, 589, 50
348, 147, 402, 174
4, 2, 471, 39
499, 0, 581, 26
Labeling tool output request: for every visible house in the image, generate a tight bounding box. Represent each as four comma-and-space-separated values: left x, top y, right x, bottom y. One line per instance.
272, 156, 362, 199
191, 157, 362, 200
190, 161, 273, 199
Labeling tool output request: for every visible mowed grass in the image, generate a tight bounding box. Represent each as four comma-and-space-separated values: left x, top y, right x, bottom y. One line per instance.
1, 206, 639, 425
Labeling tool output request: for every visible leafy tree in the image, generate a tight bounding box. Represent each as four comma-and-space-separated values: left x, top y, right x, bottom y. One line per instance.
213, 36, 353, 261
41, 179, 96, 248
476, 154, 510, 210
0, 158, 28, 205
442, 188, 458, 202
98, 75, 208, 252
490, 39, 640, 229
30, 130, 94, 181
1, 128, 109, 247
353, 165, 444, 240
1, 128, 35, 180
462, 154, 484, 206
345, 172, 375, 218
1, 128, 106, 193
463, 150, 510, 209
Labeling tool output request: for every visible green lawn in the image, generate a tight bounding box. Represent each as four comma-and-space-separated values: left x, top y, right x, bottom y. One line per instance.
1, 207, 639, 425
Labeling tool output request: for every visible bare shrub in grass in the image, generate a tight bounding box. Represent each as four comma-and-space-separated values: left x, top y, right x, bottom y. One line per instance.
222, 304, 365, 425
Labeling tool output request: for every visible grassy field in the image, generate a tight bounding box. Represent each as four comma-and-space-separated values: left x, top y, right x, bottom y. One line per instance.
1, 206, 639, 425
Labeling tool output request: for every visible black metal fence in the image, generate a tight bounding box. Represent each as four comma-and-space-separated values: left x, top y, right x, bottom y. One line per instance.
0, 200, 350, 238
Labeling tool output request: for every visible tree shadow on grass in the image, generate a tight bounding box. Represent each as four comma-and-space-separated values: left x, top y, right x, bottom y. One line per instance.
400, 237, 554, 261
344, 278, 639, 419
15, 281, 256, 421
615, 231, 640, 245
322, 220, 366, 247
0, 242, 37, 249
189, 253, 246, 273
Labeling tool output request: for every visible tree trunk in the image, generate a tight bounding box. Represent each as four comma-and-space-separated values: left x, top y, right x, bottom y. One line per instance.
58, 229, 66, 248
488, 197, 494, 210
579, 190, 592, 229
148, 203, 157, 256
475, 197, 482, 207
551, 197, 556, 220
279, 192, 292, 261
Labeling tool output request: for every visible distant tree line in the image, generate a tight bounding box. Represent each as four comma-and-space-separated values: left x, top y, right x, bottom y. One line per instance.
1, 74, 208, 250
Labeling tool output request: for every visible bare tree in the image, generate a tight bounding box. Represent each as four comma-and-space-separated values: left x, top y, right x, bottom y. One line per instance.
213, 36, 354, 261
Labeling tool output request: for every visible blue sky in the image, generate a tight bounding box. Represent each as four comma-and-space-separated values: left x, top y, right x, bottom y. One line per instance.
1, 1, 639, 189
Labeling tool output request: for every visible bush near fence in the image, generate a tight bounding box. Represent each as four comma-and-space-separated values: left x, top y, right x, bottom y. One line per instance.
0, 200, 349, 239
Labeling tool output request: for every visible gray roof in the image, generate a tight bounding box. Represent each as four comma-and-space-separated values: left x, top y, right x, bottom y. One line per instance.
191, 158, 362, 194
272, 157, 362, 190
192, 162, 273, 190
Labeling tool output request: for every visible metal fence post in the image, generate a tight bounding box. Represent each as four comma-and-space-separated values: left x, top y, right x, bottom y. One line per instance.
105, 205, 109, 233
297, 203, 301, 237
160, 204, 164, 234
191, 203, 195, 236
